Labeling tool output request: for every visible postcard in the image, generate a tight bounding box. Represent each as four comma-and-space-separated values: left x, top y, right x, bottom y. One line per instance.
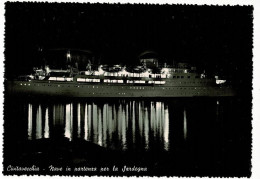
2, 1, 254, 177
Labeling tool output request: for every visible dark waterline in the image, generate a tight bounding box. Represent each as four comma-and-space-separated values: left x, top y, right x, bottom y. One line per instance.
3, 97, 251, 176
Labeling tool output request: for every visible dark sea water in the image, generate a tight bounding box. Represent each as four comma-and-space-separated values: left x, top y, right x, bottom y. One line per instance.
3, 97, 251, 176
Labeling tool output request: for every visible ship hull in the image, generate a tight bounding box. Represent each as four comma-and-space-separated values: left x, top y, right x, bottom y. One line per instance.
6, 80, 235, 98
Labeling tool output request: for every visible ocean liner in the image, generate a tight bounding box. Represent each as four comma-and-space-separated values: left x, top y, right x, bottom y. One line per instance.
6, 50, 235, 98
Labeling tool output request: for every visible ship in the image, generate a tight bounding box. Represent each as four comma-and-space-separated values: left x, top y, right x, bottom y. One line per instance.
6, 50, 235, 98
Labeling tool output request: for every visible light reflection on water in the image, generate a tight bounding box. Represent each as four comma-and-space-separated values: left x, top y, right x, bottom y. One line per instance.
27, 103, 32, 140
65, 104, 73, 140
44, 108, 49, 138
27, 100, 175, 151
184, 108, 187, 140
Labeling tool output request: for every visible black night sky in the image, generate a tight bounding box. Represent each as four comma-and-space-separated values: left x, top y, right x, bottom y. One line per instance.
5, 2, 253, 88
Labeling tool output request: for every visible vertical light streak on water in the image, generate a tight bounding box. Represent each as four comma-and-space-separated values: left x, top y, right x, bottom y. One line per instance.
36, 105, 42, 139
77, 103, 81, 138
125, 103, 129, 130
132, 101, 136, 144
151, 102, 156, 137
93, 103, 98, 144
144, 107, 149, 150
184, 108, 187, 140
70, 104, 73, 140
156, 102, 161, 136
65, 104, 72, 140
44, 108, 49, 138
162, 102, 165, 118
84, 103, 88, 140
163, 105, 169, 151
113, 104, 117, 134
98, 107, 102, 146
138, 102, 143, 137
102, 104, 108, 147
122, 104, 127, 150
118, 104, 122, 143
88, 104, 92, 140
161, 102, 165, 139
28, 103, 33, 140
108, 104, 113, 141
